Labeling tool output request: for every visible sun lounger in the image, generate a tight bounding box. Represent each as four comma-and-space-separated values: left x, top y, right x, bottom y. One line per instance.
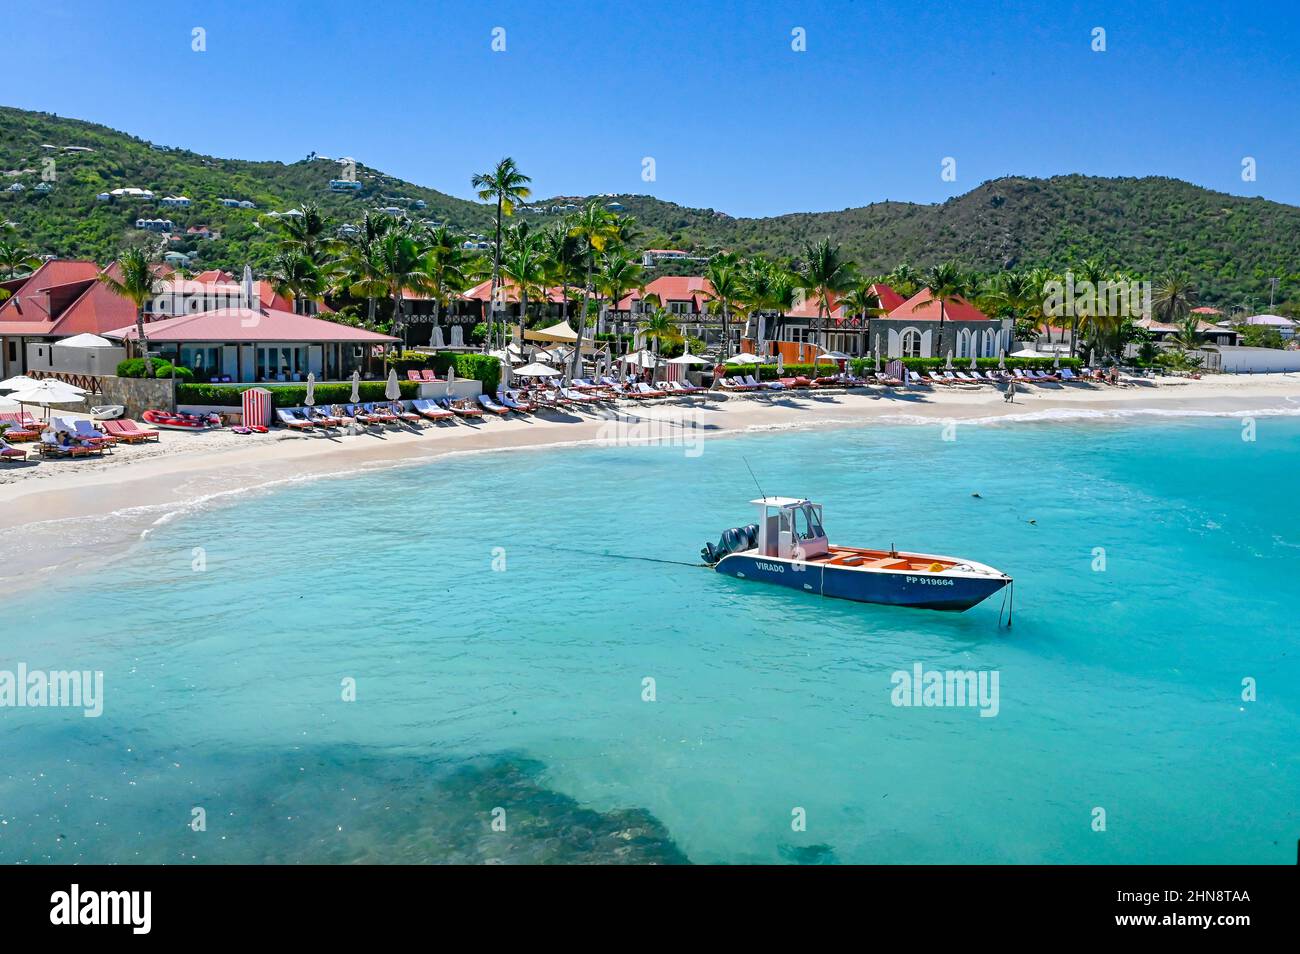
38, 431, 102, 458
406, 370, 422, 382
101, 419, 160, 442
925, 373, 950, 386
412, 398, 454, 421
1032, 370, 1061, 382
387, 401, 421, 423
496, 391, 533, 413
361, 402, 398, 422
635, 382, 668, 398
304, 407, 341, 426
477, 394, 511, 415
276, 408, 316, 431
440, 397, 483, 418
70, 419, 118, 446
0, 439, 27, 462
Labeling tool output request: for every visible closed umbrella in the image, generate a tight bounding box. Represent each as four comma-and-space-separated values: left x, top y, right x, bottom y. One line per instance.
998, 349, 1006, 370
777, 352, 785, 375
304, 372, 316, 408
969, 354, 978, 371
499, 357, 511, 392
385, 368, 401, 401
1053, 352, 1060, 369
445, 361, 456, 398
945, 350, 954, 370
874, 335, 882, 372
349, 370, 361, 404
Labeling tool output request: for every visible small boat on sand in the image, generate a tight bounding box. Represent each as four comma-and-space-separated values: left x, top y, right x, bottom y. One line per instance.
142, 409, 222, 431
703, 497, 1011, 611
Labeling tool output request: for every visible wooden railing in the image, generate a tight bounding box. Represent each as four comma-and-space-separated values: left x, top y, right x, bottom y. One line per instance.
29, 370, 103, 395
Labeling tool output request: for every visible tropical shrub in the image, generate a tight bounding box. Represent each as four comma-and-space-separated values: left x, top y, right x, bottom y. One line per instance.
116, 357, 194, 380
176, 381, 418, 408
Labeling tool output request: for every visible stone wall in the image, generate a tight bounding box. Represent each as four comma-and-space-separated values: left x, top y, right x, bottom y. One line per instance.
97, 376, 176, 419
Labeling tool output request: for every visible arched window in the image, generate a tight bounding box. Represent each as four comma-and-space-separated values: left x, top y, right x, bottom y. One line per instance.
957, 329, 971, 358
901, 329, 922, 358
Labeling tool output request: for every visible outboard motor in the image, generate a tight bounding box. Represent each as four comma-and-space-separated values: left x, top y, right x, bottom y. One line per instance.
701, 523, 759, 564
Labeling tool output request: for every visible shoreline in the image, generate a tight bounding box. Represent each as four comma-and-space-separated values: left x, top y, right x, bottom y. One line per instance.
3, 375, 1300, 587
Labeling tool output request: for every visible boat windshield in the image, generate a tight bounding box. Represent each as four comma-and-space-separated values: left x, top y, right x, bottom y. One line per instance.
793, 504, 825, 541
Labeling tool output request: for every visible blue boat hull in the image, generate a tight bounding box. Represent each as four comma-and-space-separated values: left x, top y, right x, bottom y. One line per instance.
714, 553, 1009, 611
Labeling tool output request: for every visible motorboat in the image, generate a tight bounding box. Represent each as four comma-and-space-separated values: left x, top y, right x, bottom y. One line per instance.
703, 497, 1011, 611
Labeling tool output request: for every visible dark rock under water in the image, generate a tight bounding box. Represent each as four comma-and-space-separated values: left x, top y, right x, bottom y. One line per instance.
0, 733, 690, 865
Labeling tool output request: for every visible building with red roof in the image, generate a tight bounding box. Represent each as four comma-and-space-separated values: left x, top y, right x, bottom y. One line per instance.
104, 306, 397, 382
1, 259, 389, 381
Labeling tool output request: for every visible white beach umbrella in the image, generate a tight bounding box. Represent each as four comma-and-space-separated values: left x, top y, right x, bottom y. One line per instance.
0, 395, 20, 412
432, 325, 446, 349
513, 363, 562, 377
969, 354, 978, 371
777, 352, 785, 374
7, 380, 86, 419
499, 356, 511, 391
0, 375, 40, 392
349, 370, 361, 404
1053, 352, 1060, 369
667, 352, 710, 365
728, 352, 765, 365
945, 350, 954, 370
385, 368, 401, 401
874, 335, 882, 372
304, 372, 316, 407
1089, 349, 1097, 367
998, 349, 1006, 370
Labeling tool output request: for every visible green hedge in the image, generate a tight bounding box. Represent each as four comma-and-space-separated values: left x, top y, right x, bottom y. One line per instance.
390, 351, 501, 394
849, 356, 1081, 375
116, 357, 194, 380
723, 362, 831, 380
177, 381, 418, 408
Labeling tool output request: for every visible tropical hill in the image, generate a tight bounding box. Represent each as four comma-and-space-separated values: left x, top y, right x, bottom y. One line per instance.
3, 105, 1298, 309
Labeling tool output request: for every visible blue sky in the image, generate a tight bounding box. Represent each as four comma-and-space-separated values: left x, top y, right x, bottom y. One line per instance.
7, 0, 1299, 216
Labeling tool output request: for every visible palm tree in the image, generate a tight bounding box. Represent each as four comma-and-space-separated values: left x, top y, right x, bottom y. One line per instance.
268, 250, 325, 314
541, 226, 582, 323
471, 158, 532, 347
798, 239, 857, 353
500, 227, 547, 343
99, 247, 162, 376
423, 225, 476, 334
1152, 274, 1198, 325
369, 227, 433, 351
638, 306, 683, 381
565, 201, 620, 377
700, 253, 744, 358
839, 280, 886, 356
0, 239, 40, 279
277, 202, 335, 265
595, 249, 644, 337
887, 262, 921, 297
915, 261, 964, 358
1069, 259, 1109, 358
336, 212, 396, 325
1169, 314, 1214, 352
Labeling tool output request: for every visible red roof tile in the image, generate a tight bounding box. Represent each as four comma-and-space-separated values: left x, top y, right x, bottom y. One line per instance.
888, 288, 990, 321
104, 307, 398, 343
616, 275, 714, 310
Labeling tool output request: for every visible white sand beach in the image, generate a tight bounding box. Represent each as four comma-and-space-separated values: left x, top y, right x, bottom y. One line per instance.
2, 373, 1299, 587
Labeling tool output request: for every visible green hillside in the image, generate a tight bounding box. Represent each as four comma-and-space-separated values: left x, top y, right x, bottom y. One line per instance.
3, 105, 1298, 309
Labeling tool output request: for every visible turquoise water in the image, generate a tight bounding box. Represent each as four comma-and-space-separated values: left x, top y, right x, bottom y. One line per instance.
2, 414, 1298, 864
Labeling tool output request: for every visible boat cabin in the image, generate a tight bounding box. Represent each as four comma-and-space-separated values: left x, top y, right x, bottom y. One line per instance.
752, 497, 829, 560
